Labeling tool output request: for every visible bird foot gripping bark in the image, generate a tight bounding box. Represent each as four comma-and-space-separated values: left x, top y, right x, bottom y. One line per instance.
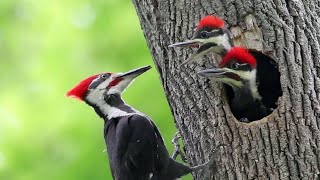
190, 143, 227, 179
171, 131, 227, 174
171, 131, 188, 162
189, 143, 226, 171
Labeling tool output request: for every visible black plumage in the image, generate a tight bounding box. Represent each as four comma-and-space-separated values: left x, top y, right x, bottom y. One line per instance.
89, 94, 191, 180
104, 114, 191, 180
250, 50, 282, 110
225, 50, 282, 121
68, 66, 214, 180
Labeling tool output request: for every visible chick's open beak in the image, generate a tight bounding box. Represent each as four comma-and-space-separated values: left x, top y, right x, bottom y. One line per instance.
169, 39, 218, 66
197, 67, 241, 82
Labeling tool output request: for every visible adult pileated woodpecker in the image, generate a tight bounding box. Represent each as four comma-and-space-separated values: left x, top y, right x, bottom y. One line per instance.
170, 15, 282, 121
66, 66, 216, 179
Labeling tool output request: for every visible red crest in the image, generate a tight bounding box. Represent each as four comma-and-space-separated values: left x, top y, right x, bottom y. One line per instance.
220, 47, 257, 68
66, 74, 99, 100
197, 15, 225, 30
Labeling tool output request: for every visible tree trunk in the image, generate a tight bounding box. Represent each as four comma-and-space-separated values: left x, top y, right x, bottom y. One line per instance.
132, 0, 320, 179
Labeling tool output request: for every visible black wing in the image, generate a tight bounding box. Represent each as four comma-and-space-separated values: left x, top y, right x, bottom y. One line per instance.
105, 114, 190, 180
115, 114, 160, 179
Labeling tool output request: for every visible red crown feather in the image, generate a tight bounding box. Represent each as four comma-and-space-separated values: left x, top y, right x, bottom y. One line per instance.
66, 74, 99, 100
197, 15, 225, 30
220, 47, 257, 68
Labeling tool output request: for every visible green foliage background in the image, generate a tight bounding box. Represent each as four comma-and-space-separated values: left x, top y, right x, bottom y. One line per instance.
0, 0, 191, 179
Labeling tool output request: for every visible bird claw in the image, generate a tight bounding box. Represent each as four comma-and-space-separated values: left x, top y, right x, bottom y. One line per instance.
171, 131, 181, 160
171, 131, 187, 162
190, 143, 227, 172
171, 133, 227, 178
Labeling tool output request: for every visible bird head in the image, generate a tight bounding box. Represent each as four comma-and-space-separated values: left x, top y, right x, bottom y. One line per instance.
198, 47, 257, 90
66, 66, 151, 104
169, 15, 232, 65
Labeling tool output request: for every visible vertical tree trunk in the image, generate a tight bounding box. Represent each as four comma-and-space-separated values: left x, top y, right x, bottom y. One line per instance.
132, 0, 320, 179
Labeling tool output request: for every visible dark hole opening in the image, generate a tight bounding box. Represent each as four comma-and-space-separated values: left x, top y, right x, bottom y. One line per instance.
224, 50, 283, 123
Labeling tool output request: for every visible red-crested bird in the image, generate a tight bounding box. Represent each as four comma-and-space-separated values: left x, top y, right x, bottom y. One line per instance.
169, 15, 232, 65
198, 47, 281, 121
66, 66, 216, 179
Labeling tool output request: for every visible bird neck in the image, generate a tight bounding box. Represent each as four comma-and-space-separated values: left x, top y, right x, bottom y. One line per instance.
230, 81, 269, 120
232, 85, 256, 106
217, 30, 233, 57
87, 93, 140, 120
215, 41, 232, 57
231, 77, 262, 107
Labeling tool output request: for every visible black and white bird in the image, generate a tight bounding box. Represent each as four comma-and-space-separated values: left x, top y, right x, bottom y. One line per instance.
66, 66, 214, 179
197, 47, 281, 121
169, 15, 232, 65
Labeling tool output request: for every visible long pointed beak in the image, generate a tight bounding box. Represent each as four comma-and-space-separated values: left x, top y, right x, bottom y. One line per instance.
198, 67, 242, 83
197, 68, 229, 78
168, 39, 202, 48
169, 38, 219, 66
116, 65, 152, 79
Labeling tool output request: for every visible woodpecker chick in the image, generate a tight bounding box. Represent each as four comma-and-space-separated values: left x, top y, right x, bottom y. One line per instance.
66, 66, 216, 179
169, 15, 232, 65
198, 48, 276, 121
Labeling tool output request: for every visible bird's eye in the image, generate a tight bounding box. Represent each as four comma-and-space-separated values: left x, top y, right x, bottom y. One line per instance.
101, 74, 109, 79
231, 63, 240, 69
201, 31, 209, 38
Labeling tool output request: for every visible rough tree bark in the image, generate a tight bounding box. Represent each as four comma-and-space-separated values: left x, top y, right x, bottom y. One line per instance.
132, 0, 320, 179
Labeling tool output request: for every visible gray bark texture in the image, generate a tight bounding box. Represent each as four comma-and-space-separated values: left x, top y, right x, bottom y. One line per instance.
132, 0, 320, 179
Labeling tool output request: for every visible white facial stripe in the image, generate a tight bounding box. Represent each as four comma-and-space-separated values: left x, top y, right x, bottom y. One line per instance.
107, 107, 140, 119
90, 77, 100, 84
233, 69, 255, 80
86, 89, 142, 118
86, 89, 104, 105
96, 75, 114, 90
212, 68, 261, 100
219, 77, 243, 88
94, 74, 134, 94
225, 69, 261, 100
194, 33, 231, 54
247, 69, 261, 100
207, 34, 231, 51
